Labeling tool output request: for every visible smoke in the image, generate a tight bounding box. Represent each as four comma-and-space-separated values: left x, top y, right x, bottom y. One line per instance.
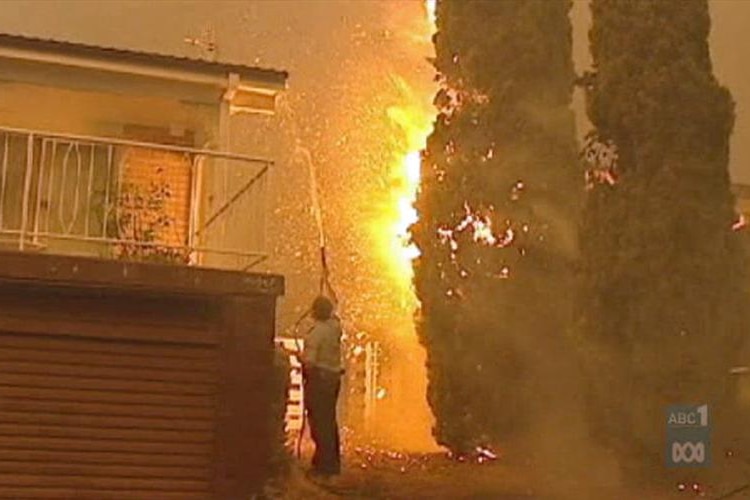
503, 299, 625, 498
448, 192, 628, 498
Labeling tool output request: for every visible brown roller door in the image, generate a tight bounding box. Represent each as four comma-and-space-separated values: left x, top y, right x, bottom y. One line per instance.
0, 330, 218, 499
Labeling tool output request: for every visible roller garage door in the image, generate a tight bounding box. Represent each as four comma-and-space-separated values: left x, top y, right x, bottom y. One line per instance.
0, 331, 219, 499
0, 251, 285, 498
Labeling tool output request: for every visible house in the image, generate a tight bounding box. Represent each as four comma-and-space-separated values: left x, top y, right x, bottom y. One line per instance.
0, 33, 288, 498
0, 32, 286, 268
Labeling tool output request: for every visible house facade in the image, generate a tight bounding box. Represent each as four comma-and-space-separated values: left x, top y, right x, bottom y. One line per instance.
0, 32, 286, 269
0, 33, 288, 498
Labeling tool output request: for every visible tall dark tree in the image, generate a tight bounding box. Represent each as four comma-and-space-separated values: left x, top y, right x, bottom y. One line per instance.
579, 0, 747, 466
413, 0, 579, 452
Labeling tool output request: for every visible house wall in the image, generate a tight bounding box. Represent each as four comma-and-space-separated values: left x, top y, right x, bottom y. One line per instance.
117, 147, 193, 260
185, 106, 277, 271
0, 80, 218, 142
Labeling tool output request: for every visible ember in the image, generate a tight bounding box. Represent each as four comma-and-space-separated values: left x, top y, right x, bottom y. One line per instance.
732, 213, 746, 231
582, 131, 619, 189
436, 203, 517, 260
443, 446, 499, 465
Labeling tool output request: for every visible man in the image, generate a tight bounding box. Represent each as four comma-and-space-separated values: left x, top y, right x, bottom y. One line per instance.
301, 295, 343, 478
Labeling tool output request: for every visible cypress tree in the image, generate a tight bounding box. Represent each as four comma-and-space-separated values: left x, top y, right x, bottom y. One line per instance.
413, 0, 579, 452
580, 0, 746, 466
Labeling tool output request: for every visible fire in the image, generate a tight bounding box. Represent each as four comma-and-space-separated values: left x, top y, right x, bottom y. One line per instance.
426, 0, 437, 26
733, 213, 747, 231
360, 0, 439, 452
398, 151, 421, 261
377, 0, 436, 308
583, 132, 619, 189
385, 100, 432, 293
437, 203, 516, 258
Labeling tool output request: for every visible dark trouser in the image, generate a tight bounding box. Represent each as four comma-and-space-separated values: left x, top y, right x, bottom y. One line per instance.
303, 366, 341, 475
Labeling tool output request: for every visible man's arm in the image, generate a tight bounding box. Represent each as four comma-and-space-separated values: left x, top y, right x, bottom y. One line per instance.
301, 325, 321, 368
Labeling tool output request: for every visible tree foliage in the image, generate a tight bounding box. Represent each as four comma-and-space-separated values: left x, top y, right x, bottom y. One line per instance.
413, 0, 579, 452
580, 0, 747, 465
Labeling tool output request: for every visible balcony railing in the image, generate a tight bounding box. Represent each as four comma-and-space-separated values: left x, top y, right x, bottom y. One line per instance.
0, 126, 271, 270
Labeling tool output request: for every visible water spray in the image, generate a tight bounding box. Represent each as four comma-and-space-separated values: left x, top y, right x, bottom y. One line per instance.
289, 141, 341, 460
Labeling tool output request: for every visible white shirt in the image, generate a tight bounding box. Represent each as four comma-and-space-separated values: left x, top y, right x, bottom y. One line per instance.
303, 318, 343, 373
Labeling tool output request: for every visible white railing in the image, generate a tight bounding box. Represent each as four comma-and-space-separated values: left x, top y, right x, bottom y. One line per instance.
0, 126, 271, 270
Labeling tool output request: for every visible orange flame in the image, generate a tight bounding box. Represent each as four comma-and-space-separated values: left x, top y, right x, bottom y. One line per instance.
363, 0, 440, 452
383, 95, 433, 295
380, 0, 437, 304
426, 0, 437, 27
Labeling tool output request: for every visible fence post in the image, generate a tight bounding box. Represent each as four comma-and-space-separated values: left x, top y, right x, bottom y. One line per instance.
19, 133, 35, 250
364, 341, 378, 432
188, 154, 206, 265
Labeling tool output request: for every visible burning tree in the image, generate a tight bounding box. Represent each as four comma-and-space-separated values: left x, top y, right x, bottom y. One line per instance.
413, 0, 579, 452
579, 0, 748, 469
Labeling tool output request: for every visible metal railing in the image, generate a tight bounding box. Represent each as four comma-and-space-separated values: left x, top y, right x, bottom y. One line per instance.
0, 126, 271, 270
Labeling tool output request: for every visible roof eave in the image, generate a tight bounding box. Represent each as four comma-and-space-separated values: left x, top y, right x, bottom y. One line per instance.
0, 44, 286, 92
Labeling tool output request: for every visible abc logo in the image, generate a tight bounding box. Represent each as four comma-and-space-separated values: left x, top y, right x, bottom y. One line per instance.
667, 405, 709, 427
671, 442, 705, 464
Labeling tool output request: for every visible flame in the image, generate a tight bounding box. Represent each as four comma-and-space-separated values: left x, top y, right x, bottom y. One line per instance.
386, 0, 437, 297
438, 203, 517, 252
385, 101, 432, 290
733, 213, 747, 231
360, 0, 439, 452
364, 0, 435, 317
398, 154, 422, 264
426, 0, 437, 27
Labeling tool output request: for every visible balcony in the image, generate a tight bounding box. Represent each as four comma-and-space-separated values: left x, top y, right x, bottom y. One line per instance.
0, 126, 271, 271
